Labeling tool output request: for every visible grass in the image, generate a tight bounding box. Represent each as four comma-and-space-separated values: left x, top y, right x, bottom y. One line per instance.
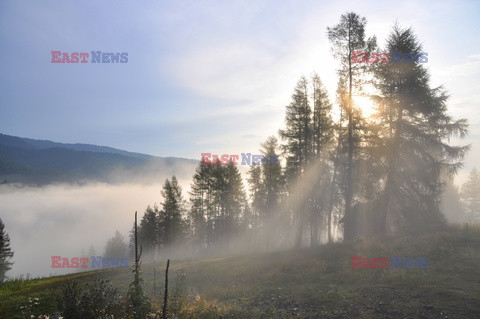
2, 225, 480, 318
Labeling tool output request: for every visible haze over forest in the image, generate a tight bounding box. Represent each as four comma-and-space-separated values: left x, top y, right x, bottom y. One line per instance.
1, 2, 480, 318
0, 1, 480, 308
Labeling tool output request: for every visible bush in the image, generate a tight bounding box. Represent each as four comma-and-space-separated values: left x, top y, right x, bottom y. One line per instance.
170, 269, 188, 316
57, 279, 124, 319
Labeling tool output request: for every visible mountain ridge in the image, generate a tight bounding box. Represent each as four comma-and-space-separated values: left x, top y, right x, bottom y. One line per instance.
0, 133, 198, 185
0, 133, 154, 159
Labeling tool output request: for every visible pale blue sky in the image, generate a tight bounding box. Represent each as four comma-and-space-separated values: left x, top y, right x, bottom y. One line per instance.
1, 0, 479, 181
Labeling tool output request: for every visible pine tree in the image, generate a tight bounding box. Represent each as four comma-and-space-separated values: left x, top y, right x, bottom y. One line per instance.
247, 164, 264, 227
279, 75, 337, 247
0, 218, 14, 282
460, 168, 480, 223
159, 176, 186, 248
247, 137, 285, 247
279, 76, 313, 247
260, 137, 284, 214
138, 205, 160, 254
189, 158, 248, 248
328, 12, 376, 241
127, 211, 151, 318
218, 161, 247, 246
247, 164, 263, 244
189, 163, 213, 248
104, 230, 128, 259
324, 75, 351, 243
370, 24, 469, 234
279, 76, 312, 182
311, 74, 334, 158
260, 136, 285, 246
310, 75, 335, 246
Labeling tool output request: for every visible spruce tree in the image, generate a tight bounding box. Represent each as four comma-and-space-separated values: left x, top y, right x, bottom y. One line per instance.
279, 76, 312, 182
159, 176, 186, 248
311, 74, 334, 158
0, 218, 14, 282
190, 162, 219, 248
310, 75, 335, 246
104, 230, 128, 259
247, 137, 285, 247
247, 164, 264, 243
327, 12, 376, 241
279, 76, 313, 247
460, 168, 480, 223
138, 205, 160, 254
219, 161, 247, 246
370, 24, 469, 234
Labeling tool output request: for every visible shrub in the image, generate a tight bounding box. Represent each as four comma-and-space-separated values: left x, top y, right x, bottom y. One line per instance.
57, 279, 123, 319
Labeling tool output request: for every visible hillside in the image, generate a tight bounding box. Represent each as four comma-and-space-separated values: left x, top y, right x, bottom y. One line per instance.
1, 226, 480, 318
0, 133, 198, 185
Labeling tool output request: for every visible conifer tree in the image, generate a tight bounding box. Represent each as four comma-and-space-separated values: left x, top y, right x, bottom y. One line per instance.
104, 230, 128, 259
138, 205, 160, 254
370, 24, 469, 234
460, 168, 480, 223
0, 218, 14, 282
159, 176, 186, 248
328, 12, 376, 241
279, 76, 313, 247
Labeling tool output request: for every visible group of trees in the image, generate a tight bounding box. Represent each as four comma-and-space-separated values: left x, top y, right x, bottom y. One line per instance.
272, 13, 468, 243
189, 160, 247, 249
132, 164, 249, 255
130, 12, 470, 256
130, 176, 188, 257
254, 13, 467, 245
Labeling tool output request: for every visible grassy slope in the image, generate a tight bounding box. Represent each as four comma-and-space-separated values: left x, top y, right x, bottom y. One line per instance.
2, 226, 480, 318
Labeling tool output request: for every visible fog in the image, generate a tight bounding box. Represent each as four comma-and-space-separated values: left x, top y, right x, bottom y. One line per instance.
0, 181, 190, 278
0, 165, 464, 280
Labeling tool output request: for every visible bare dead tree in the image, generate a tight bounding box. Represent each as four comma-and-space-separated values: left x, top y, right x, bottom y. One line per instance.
128, 211, 150, 319
162, 259, 170, 319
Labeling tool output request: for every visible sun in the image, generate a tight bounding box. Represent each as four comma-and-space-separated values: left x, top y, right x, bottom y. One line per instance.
353, 95, 376, 118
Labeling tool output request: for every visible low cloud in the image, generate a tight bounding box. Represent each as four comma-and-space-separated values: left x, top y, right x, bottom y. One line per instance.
0, 182, 191, 278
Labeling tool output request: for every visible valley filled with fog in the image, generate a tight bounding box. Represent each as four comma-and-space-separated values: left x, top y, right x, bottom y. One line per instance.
0, 181, 191, 277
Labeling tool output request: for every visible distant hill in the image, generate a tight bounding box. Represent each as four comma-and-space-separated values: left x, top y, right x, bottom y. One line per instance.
0, 133, 151, 159
0, 133, 198, 185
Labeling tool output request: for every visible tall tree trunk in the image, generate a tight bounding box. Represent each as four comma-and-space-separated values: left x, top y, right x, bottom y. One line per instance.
380, 106, 403, 234
344, 21, 355, 242
326, 106, 344, 243
296, 81, 311, 248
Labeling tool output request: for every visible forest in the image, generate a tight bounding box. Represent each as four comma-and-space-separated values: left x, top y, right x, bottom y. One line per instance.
129, 13, 471, 259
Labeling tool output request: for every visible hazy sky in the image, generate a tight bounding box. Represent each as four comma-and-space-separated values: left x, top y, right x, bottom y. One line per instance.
1, 0, 479, 180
